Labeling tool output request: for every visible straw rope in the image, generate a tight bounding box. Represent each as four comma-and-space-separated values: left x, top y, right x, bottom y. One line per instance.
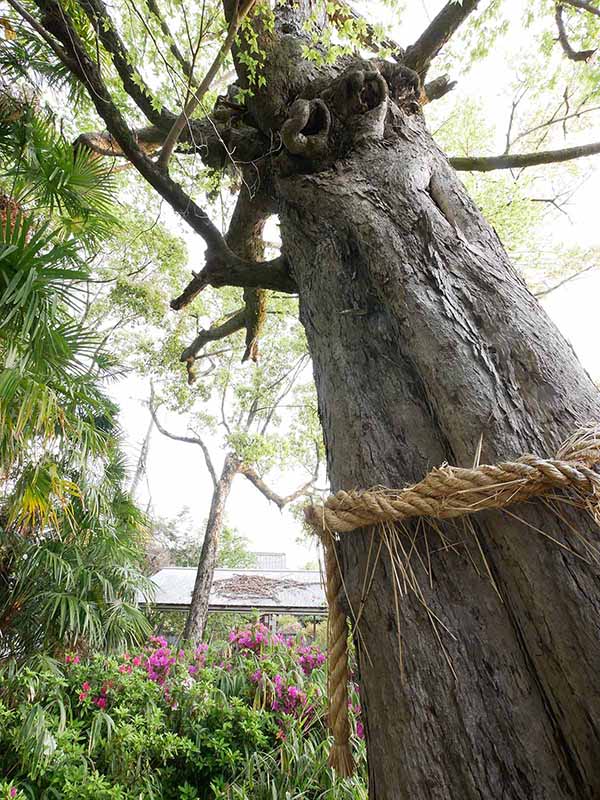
321, 530, 355, 777
308, 428, 600, 777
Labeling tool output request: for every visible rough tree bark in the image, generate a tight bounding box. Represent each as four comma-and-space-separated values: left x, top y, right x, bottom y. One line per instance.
183, 453, 240, 641
25, 0, 600, 795
280, 112, 600, 798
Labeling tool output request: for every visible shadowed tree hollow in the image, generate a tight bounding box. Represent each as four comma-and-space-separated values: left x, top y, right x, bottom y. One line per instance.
10, 0, 600, 796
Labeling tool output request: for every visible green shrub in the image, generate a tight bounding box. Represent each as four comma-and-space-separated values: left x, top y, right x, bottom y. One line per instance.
0, 625, 366, 798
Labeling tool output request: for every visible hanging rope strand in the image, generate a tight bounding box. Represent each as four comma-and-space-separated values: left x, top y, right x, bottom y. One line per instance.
321, 530, 354, 777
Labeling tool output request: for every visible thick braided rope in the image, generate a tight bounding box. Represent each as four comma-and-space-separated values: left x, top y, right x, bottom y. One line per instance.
306, 438, 600, 535
309, 429, 600, 777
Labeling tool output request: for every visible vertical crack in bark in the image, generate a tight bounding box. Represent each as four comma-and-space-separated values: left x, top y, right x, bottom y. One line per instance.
486, 540, 588, 796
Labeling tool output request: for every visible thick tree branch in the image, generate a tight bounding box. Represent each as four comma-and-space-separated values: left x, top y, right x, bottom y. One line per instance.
149, 386, 218, 487
451, 140, 600, 171
158, 0, 257, 169
180, 308, 247, 375
74, 118, 269, 167
78, 0, 175, 127
555, 3, 596, 61
177, 188, 276, 378
561, 0, 600, 17
404, 0, 482, 76
171, 252, 296, 311
224, 188, 272, 363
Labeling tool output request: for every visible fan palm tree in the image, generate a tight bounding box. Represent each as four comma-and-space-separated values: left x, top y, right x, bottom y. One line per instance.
0, 85, 151, 660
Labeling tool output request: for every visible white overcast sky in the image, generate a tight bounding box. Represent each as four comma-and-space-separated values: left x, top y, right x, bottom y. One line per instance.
112, 1, 600, 568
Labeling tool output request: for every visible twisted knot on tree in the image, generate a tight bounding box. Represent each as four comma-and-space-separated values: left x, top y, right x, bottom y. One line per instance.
281, 98, 331, 159
280, 61, 422, 165
306, 427, 600, 777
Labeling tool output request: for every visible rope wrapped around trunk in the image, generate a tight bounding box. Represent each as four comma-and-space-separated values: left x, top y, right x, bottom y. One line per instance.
306, 428, 600, 777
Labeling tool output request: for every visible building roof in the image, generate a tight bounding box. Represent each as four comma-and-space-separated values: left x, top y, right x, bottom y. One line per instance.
142, 567, 327, 615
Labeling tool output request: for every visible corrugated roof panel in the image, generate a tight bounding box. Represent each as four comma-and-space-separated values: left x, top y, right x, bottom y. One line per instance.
141, 568, 327, 613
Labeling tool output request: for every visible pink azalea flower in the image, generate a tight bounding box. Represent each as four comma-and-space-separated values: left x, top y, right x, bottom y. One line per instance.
82, 681, 91, 691
356, 721, 365, 739
10, 788, 17, 798
132, 656, 142, 667
78, 692, 87, 701
94, 697, 107, 709
119, 663, 132, 674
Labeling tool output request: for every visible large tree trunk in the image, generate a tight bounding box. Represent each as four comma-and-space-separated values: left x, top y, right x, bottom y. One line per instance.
183, 453, 239, 641
278, 111, 600, 798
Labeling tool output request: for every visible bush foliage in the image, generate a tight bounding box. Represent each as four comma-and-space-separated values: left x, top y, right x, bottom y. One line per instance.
0, 624, 366, 799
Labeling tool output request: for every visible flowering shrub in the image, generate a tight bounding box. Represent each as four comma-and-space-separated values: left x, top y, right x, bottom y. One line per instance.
0, 627, 366, 798
228, 622, 271, 654
297, 643, 327, 675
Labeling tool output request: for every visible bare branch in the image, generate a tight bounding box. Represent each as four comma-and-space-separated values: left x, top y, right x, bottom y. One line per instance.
510, 104, 600, 148
149, 385, 218, 487
158, 0, 257, 169
561, 0, 600, 17
259, 354, 308, 436
129, 414, 154, 497
404, 0, 482, 76
220, 361, 232, 435
555, 3, 596, 62
503, 86, 529, 155
535, 263, 598, 298
451, 140, 600, 171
